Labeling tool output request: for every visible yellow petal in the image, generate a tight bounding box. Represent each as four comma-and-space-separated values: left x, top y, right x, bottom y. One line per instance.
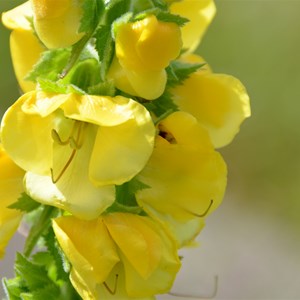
0, 145, 24, 258
1, 92, 53, 175
1, 2, 32, 30
61, 94, 134, 127
170, 0, 216, 52
2, 2, 45, 92
71, 263, 155, 300
173, 70, 251, 148
104, 213, 162, 279
136, 112, 227, 246
104, 213, 180, 297
87, 98, 155, 186
30, 0, 84, 48
10, 30, 44, 92
53, 216, 120, 284
124, 68, 167, 100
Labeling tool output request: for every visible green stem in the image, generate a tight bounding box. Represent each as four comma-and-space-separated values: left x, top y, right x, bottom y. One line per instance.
24, 206, 56, 257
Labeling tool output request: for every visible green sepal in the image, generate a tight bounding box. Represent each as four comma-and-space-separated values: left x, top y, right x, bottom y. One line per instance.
79, 0, 105, 33
95, 25, 115, 80
144, 90, 178, 118
156, 11, 189, 26
8, 193, 41, 213
167, 60, 205, 87
19, 285, 60, 300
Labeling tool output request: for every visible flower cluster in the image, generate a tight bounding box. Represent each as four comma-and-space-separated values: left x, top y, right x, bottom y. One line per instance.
0, 0, 250, 299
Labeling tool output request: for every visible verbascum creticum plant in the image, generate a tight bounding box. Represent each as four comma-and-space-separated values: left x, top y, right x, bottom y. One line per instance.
0, 0, 250, 299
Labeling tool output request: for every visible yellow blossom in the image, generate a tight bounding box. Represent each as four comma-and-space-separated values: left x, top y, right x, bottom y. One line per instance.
169, 0, 216, 52
1, 91, 155, 220
1, 2, 45, 92
0, 145, 25, 258
30, 0, 84, 49
136, 111, 227, 247
108, 15, 182, 100
52, 213, 180, 299
172, 54, 251, 148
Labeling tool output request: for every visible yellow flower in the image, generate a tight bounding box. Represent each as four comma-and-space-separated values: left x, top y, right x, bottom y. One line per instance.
0, 145, 25, 258
108, 15, 182, 100
172, 54, 251, 148
52, 213, 180, 299
30, 0, 84, 49
169, 0, 216, 52
1, 2, 45, 92
1, 91, 155, 220
136, 111, 227, 247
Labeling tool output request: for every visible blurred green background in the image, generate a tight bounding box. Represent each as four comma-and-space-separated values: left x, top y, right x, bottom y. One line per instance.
1, 0, 300, 299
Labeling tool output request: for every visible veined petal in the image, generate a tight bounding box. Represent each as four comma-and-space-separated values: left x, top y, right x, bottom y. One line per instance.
1, 92, 53, 175
22, 91, 70, 117
25, 124, 115, 219
52, 216, 120, 284
170, 0, 216, 52
0, 145, 25, 258
89, 99, 155, 186
104, 213, 180, 297
1, 2, 32, 30
136, 112, 227, 246
173, 71, 251, 148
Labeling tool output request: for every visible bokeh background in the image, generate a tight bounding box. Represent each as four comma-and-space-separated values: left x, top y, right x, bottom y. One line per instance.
1, 0, 300, 299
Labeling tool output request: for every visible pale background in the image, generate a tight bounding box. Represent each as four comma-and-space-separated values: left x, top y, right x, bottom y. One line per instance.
1, 0, 300, 299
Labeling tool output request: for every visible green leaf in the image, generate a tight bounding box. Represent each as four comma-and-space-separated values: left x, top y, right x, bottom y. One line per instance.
2, 277, 27, 300
26, 49, 71, 82
166, 60, 205, 87
37, 79, 69, 94
115, 177, 150, 207
43, 228, 69, 281
24, 206, 58, 257
8, 193, 41, 213
156, 11, 189, 26
67, 58, 101, 91
79, 0, 105, 33
151, 0, 168, 10
105, 0, 131, 25
20, 285, 60, 300
144, 90, 178, 118
88, 80, 116, 96
14, 253, 53, 290
95, 25, 115, 80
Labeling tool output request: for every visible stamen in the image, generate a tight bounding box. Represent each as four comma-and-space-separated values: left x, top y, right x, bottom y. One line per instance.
50, 121, 87, 183
103, 274, 118, 295
51, 129, 70, 146
185, 199, 214, 218
50, 149, 76, 183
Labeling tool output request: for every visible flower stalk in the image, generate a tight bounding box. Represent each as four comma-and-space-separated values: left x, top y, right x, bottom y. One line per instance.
0, 0, 250, 299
